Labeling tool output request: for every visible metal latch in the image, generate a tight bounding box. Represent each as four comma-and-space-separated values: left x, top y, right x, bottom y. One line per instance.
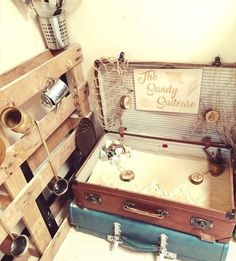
157, 234, 177, 260
107, 222, 122, 249
190, 217, 213, 229
226, 210, 235, 220
84, 193, 102, 204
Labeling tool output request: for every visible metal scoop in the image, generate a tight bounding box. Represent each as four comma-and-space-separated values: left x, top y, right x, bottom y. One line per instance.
0, 219, 29, 257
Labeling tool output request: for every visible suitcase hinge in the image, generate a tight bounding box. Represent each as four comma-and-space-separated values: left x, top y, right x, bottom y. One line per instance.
212, 56, 222, 67
157, 234, 177, 260
107, 222, 123, 249
225, 210, 235, 220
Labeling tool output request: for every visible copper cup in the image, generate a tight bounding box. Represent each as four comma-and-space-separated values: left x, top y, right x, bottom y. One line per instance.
0, 234, 29, 257
209, 162, 225, 177
0, 107, 33, 134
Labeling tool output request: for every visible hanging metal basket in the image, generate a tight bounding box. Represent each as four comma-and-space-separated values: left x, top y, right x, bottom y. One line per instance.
39, 11, 69, 50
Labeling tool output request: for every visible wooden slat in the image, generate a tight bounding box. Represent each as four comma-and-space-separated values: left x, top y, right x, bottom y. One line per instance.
4, 168, 27, 198
27, 118, 79, 172
14, 250, 32, 261
0, 44, 82, 108
0, 176, 10, 204
0, 194, 11, 208
40, 217, 71, 261
22, 203, 51, 254
49, 195, 67, 218
0, 129, 76, 243
78, 82, 90, 116
14, 245, 41, 261
0, 50, 53, 88
6, 248, 40, 261
1, 120, 51, 255
28, 257, 40, 261
0, 95, 75, 185
66, 70, 90, 116
4, 169, 51, 253
0, 129, 9, 150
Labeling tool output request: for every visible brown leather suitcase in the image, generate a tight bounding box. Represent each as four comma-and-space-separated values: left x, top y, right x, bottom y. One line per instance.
72, 58, 236, 243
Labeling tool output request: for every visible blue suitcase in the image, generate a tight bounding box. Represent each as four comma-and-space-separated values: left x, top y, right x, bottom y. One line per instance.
69, 202, 229, 261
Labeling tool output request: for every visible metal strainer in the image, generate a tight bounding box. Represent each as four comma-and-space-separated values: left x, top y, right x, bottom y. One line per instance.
39, 11, 69, 50
75, 118, 96, 158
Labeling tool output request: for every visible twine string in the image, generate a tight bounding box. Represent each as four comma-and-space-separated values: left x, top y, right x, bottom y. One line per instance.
34, 121, 58, 179
91, 57, 129, 131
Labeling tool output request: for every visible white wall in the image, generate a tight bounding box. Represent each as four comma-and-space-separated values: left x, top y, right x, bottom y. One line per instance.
1, 0, 236, 76
0, 0, 46, 74
67, 0, 236, 77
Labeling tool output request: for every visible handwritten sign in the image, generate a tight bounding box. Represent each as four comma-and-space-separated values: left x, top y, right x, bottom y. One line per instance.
133, 68, 202, 114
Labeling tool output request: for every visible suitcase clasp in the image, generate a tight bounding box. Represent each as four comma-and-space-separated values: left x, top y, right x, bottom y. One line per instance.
190, 217, 213, 229
84, 193, 102, 204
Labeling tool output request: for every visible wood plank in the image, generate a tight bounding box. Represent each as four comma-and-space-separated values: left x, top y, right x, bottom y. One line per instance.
0, 129, 9, 150
14, 246, 41, 261
27, 118, 79, 172
0, 44, 82, 108
2, 169, 43, 259
4, 169, 51, 254
0, 194, 11, 208
49, 195, 67, 218
78, 82, 90, 116
14, 250, 31, 261
66, 69, 90, 116
1, 113, 51, 255
0, 129, 76, 243
2, 174, 51, 254
40, 217, 71, 261
4, 168, 27, 198
22, 202, 51, 254
0, 50, 53, 88
27, 257, 39, 261
0, 95, 75, 185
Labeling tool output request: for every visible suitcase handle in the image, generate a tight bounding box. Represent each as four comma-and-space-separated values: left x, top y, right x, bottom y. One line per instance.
123, 201, 169, 219
122, 236, 157, 252
122, 236, 178, 260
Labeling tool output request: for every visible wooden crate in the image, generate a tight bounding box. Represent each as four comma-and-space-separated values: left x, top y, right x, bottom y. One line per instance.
0, 44, 90, 260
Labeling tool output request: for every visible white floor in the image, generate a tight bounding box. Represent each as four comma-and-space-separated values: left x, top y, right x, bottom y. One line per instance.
54, 227, 236, 261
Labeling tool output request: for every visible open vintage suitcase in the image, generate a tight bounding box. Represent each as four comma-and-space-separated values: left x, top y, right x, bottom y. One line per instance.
69, 201, 229, 261
72, 57, 236, 244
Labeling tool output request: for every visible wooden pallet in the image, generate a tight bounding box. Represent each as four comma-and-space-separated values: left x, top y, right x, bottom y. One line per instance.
0, 44, 90, 260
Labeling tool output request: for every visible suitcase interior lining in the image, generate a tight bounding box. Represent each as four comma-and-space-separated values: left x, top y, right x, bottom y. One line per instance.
97, 65, 236, 144
77, 133, 233, 213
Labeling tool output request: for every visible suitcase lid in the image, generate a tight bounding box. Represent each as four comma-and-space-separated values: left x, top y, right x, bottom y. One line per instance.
92, 57, 236, 146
